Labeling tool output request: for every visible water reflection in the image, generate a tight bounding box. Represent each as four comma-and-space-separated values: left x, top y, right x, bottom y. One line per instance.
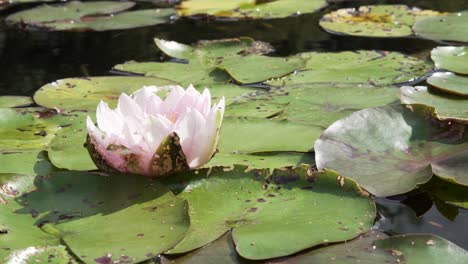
375, 197, 468, 249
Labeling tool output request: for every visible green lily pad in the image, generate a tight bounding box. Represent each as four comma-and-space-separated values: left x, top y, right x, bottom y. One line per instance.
0, 151, 57, 176
286, 84, 399, 127
400, 86, 468, 123
427, 72, 468, 96
413, 11, 468, 43
154, 37, 268, 61
0, 108, 90, 174
113, 60, 231, 87
34, 76, 177, 111
6, 1, 175, 31
431, 46, 468, 74
320, 5, 440, 37
177, 0, 326, 19
121, 38, 303, 84
0, 96, 33, 108
271, 51, 431, 86
374, 235, 468, 263
220, 117, 322, 153
165, 166, 375, 260
315, 104, 468, 197
162, 231, 399, 264
0, 197, 59, 261
48, 126, 96, 171
4, 245, 76, 264
14, 171, 189, 263
216, 55, 305, 84
205, 152, 315, 170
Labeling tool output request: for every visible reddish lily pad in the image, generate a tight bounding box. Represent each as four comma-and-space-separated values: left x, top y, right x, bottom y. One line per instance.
315, 104, 468, 197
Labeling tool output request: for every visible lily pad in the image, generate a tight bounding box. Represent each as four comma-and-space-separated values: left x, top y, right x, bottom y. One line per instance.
320, 5, 440, 37
4, 245, 76, 264
374, 235, 468, 263
413, 11, 468, 43
400, 86, 468, 123
162, 231, 400, 264
177, 0, 327, 19
14, 171, 190, 263
0, 96, 33, 108
34, 76, 177, 111
271, 51, 431, 86
120, 38, 303, 85
165, 166, 375, 260
6, 1, 175, 31
427, 72, 468, 96
315, 104, 468, 197
431, 46, 468, 74
205, 152, 315, 170
219, 117, 322, 153
216, 55, 305, 84
113, 60, 231, 87
0, 108, 90, 174
0, 197, 59, 261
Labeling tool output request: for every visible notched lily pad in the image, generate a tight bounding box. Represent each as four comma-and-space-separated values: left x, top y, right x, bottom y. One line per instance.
0, 96, 33, 108
320, 5, 440, 37
413, 11, 468, 43
13, 171, 190, 263
164, 165, 375, 260
315, 104, 468, 197
0, 108, 86, 174
400, 86, 468, 123
431, 46, 468, 74
34, 76, 177, 111
271, 50, 431, 86
427, 72, 468, 96
6, 1, 175, 31
177, 0, 327, 19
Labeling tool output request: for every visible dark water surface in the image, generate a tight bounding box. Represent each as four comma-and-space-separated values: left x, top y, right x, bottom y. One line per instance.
1, 0, 468, 250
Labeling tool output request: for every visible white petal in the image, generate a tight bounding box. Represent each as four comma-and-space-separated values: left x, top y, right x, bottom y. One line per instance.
176, 109, 209, 168
96, 101, 123, 134
132, 86, 163, 114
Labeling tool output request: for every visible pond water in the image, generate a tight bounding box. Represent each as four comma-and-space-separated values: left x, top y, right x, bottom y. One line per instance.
1, 0, 468, 258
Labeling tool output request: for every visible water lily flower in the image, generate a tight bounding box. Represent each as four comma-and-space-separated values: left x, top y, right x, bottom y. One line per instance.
86, 85, 225, 177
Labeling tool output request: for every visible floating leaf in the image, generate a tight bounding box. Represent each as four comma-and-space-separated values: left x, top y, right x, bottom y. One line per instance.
177, 0, 326, 19
162, 231, 399, 264
6, 1, 175, 31
14, 171, 190, 263
431, 46, 468, 74
220, 117, 321, 153
413, 11, 468, 43
0, 108, 86, 174
271, 51, 431, 86
374, 235, 468, 263
286, 84, 399, 127
400, 86, 468, 123
427, 72, 468, 96
113, 60, 231, 87
216, 55, 305, 84
4, 245, 76, 264
205, 152, 315, 170
0, 195, 59, 261
320, 5, 440, 37
165, 166, 375, 260
34, 76, 177, 111
315, 105, 468, 197
0, 96, 33, 108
